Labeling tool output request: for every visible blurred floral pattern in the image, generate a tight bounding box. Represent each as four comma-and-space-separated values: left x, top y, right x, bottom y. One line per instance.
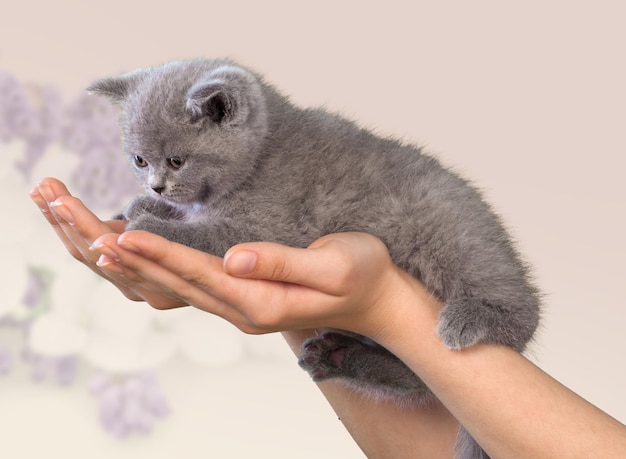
0, 70, 290, 438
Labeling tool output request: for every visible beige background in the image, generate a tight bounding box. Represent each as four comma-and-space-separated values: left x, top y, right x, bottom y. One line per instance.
1, 1, 624, 458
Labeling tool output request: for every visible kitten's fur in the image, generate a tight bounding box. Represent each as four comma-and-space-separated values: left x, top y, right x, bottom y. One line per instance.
89, 58, 540, 459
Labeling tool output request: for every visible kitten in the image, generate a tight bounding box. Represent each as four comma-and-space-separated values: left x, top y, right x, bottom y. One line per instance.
88, 58, 540, 459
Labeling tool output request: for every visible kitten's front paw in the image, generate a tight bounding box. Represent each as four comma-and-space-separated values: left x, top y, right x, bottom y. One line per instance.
125, 214, 169, 237
119, 195, 157, 221
118, 195, 182, 222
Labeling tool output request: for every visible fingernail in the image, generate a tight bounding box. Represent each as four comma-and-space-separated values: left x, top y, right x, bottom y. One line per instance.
29, 188, 49, 212
118, 239, 140, 253
49, 200, 75, 225
224, 250, 257, 275
89, 242, 119, 261
38, 183, 55, 203
96, 255, 125, 275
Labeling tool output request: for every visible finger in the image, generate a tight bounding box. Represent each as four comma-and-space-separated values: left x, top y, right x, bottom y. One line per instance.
222, 243, 339, 294
31, 178, 142, 295
30, 181, 81, 258
32, 180, 193, 312
39, 176, 73, 197
223, 233, 383, 296
30, 184, 62, 226
35, 177, 123, 238
114, 231, 226, 285
113, 230, 280, 306
31, 178, 111, 262
93, 248, 191, 309
95, 231, 241, 314
108, 231, 318, 331
105, 219, 128, 233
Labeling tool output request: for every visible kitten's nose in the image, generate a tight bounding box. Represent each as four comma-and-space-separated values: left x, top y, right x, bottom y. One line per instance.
152, 186, 165, 194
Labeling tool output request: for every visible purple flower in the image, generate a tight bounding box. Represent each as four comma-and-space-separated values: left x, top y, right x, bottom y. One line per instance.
14, 85, 64, 179
62, 93, 120, 152
1, 70, 140, 208
68, 143, 139, 212
39, 85, 64, 141
0, 71, 44, 141
0, 342, 13, 376
0, 71, 28, 142
22, 266, 51, 310
21, 347, 78, 385
90, 372, 170, 437
61, 92, 139, 211
0, 71, 65, 178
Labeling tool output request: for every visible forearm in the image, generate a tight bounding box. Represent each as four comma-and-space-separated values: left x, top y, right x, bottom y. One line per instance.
374, 271, 626, 458
425, 344, 626, 458
282, 330, 459, 459
38, 186, 623, 459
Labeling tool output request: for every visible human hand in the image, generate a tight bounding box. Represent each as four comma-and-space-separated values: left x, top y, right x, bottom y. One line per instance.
30, 178, 437, 342
88, 229, 419, 340
29, 177, 185, 308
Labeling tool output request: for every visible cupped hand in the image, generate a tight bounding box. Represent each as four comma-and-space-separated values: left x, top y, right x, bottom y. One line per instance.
30, 178, 430, 341
89, 230, 410, 338
29, 177, 184, 308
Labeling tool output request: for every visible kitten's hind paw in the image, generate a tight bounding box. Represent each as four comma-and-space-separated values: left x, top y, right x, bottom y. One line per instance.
436, 298, 492, 350
298, 333, 350, 381
298, 331, 432, 400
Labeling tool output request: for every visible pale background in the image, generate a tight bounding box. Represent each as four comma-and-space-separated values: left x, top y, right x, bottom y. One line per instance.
1, 1, 624, 458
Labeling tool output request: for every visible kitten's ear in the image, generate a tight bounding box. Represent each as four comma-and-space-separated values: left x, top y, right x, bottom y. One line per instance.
186, 82, 240, 125
186, 68, 256, 126
86, 71, 141, 103
186, 85, 233, 124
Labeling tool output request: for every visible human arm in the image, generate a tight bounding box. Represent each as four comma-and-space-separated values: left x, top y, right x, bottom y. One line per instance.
30, 177, 626, 458
223, 241, 626, 458
370, 292, 626, 458
283, 329, 458, 459
94, 227, 626, 458
29, 177, 459, 459
221, 239, 626, 458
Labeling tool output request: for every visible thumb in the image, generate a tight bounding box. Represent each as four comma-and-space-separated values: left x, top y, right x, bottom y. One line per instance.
223, 239, 346, 294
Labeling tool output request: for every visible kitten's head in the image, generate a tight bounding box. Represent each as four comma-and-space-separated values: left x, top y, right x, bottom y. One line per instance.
88, 58, 269, 205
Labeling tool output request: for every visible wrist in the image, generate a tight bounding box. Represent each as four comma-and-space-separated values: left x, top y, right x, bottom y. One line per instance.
361, 266, 444, 357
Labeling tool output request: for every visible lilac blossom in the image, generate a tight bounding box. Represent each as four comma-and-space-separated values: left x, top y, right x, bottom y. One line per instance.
0, 69, 139, 210
21, 347, 78, 385
0, 71, 63, 178
22, 266, 52, 311
0, 71, 26, 142
15, 85, 64, 179
89, 372, 170, 437
61, 92, 139, 211
0, 342, 12, 376
1, 72, 168, 438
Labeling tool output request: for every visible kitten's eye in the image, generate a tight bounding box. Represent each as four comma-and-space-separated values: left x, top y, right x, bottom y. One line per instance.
167, 156, 185, 169
134, 155, 148, 167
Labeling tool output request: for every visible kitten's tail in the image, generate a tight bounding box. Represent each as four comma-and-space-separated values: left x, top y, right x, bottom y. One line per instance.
455, 426, 490, 459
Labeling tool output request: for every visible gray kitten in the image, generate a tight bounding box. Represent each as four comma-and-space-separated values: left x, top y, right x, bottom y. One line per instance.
88, 58, 540, 459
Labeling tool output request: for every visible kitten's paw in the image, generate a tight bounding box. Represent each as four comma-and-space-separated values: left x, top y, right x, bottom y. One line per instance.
121, 195, 157, 221
299, 331, 431, 400
298, 333, 351, 381
437, 298, 491, 350
124, 214, 169, 236
120, 195, 183, 222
